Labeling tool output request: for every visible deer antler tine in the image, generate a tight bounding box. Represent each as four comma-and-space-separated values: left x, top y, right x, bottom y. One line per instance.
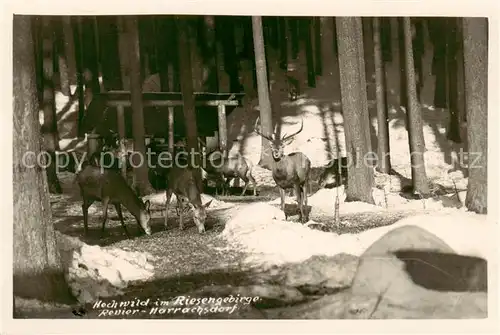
282, 118, 304, 141
253, 117, 273, 141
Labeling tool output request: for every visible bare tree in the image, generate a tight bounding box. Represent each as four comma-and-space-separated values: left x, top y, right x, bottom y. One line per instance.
40, 16, 62, 194
124, 16, 154, 195
13, 15, 75, 311
373, 17, 391, 174
252, 16, 274, 169
463, 18, 488, 214
336, 17, 374, 204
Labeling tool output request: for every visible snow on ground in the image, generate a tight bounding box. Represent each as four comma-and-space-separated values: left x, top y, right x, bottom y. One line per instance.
56, 231, 157, 304
221, 202, 495, 269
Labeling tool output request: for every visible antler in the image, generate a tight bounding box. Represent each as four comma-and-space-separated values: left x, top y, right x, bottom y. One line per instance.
281, 118, 304, 141
253, 117, 274, 141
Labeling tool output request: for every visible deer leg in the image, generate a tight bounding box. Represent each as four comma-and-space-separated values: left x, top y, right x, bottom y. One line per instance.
294, 184, 304, 223
82, 198, 93, 236
179, 205, 184, 230
248, 173, 257, 196
223, 177, 232, 196
164, 189, 173, 229
100, 197, 110, 238
301, 184, 309, 223
114, 203, 131, 238
280, 188, 287, 220
240, 175, 249, 196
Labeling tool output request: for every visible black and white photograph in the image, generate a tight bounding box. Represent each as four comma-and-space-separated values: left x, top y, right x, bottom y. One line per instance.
3, 0, 499, 332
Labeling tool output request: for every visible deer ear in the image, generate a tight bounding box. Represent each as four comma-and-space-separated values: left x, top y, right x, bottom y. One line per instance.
282, 137, 294, 146
204, 200, 213, 208
144, 199, 151, 212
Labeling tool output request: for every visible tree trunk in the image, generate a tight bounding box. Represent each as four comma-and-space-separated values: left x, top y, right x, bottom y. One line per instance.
61, 16, 77, 87
336, 17, 374, 204
97, 16, 122, 90
252, 16, 274, 169
455, 18, 468, 146
303, 18, 316, 88
463, 18, 488, 214
397, 18, 408, 113
403, 17, 430, 196
80, 17, 100, 94
373, 17, 392, 174
117, 17, 130, 90
278, 17, 288, 70
412, 18, 425, 100
446, 18, 462, 143
289, 18, 299, 60
72, 17, 86, 137
428, 18, 448, 109
52, 18, 71, 96
40, 16, 62, 194
197, 16, 219, 92
313, 17, 322, 76
13, 15, 76, 309
124, 16, 154, 195
176, 17, 203, 189
155, 17, 170, 92
218, 17, 242, 93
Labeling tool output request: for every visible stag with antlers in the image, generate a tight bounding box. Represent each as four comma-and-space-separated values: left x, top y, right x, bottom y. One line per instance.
254, 118, 311, 223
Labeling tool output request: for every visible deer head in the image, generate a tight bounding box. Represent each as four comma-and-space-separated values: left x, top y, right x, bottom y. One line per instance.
254, 117, 304, 161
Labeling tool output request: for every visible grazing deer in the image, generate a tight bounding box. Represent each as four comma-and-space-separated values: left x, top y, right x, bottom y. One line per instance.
254, 118, 311, 223
76, 164, 152, 238
165, 166, 212, 233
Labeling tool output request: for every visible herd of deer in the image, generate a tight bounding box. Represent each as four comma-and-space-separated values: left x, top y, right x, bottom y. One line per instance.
75, 118, 314, 239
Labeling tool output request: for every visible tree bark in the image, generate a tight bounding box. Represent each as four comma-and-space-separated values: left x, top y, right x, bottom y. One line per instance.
336, 17, 374, 204
217, 16, 242, 93
446, 18, 462, 143
463, 18, 488, 214
80, 17, 100, 94
402, 17, 430, 196
61, 16, 77, 87
197, 16, 219, 92
278, 17, 288, 71
289, 18, 299, 60
117, 17, 131, 90
428, 18, 448, 109
303, 18, 316, 88
52, 18, 71, 96
13, 15, 75, 309
176, 17, 203, 189
252, 16, 274, 169
40, 16, 62, 194
72, 16, 86, 137
124, 16, 154, 195
373, 17, 392, 174
313, 17, 322, 76
97, 16, 122, 90
397, 18, 408, 113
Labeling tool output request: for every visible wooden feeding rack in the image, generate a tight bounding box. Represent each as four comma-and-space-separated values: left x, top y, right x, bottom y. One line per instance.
84, 91, 245, 159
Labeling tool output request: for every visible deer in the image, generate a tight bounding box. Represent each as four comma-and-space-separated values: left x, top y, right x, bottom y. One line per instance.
164, 165, 213, 233
200, 138, 257, 197
76, 164, 152, 238
254, 117, 311, 223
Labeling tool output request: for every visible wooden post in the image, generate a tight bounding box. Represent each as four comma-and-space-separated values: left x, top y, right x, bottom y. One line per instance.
217, 104, 227, 155
168, 106, 174, 153
116, 105, 127, 178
